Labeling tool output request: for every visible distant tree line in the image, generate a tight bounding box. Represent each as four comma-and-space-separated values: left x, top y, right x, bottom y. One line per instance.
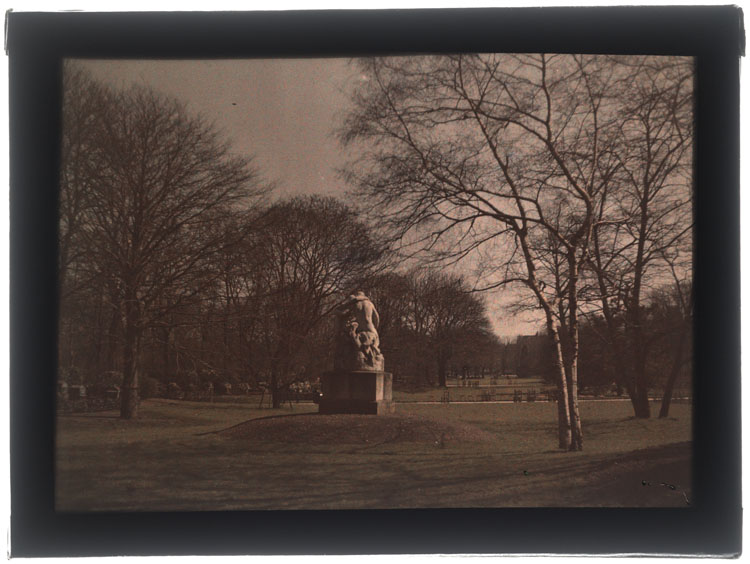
57, 65, 500, 416
367, 270, 500, 388
514, 277, 692, 411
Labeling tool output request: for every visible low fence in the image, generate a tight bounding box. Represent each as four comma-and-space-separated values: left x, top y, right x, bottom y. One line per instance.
438, 389, 693, 404
57, 384, 692, 412
440, 389, 555, 403
447, 378, 544, 388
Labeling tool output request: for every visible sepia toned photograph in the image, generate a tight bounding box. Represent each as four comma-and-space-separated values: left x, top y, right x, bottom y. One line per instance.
54, 54, 695, 511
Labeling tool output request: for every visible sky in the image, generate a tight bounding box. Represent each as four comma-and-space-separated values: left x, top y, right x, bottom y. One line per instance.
77, 57, 544, 339
80, 58, 360, 198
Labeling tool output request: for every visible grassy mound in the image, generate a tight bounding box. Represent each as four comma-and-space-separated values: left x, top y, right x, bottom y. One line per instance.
218, 412, 495, 446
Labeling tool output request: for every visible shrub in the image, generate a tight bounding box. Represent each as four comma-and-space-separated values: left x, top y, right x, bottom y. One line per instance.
140, 376, 163, 399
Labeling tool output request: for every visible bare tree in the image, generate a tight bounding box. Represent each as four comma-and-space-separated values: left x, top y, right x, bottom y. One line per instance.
586, 56, 693, 417
59, 64, 111, 295
412, 271, 490, 387
656, 259, 693, 418
63, 76, 267, 418
340, 54, 640, 450
366, 269, 495, 387
58, 65, 116, 377
235, 196, 386, 407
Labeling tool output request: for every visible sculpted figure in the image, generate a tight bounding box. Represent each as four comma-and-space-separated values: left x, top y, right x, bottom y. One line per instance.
334, 291, 384, 371
349, 291, 381, 353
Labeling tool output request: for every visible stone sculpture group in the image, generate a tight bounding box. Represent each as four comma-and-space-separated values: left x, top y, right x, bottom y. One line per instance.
319, 290, 394, 415
334, 291, 384, 372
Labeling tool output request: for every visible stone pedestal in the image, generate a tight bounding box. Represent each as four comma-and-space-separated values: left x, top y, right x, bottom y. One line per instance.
319, 370, 395, 415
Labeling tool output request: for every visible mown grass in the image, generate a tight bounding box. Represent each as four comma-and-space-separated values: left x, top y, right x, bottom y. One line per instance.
56, 398, 692, 511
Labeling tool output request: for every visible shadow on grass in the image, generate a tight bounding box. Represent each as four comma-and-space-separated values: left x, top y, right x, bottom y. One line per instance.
196, 411, 317, 436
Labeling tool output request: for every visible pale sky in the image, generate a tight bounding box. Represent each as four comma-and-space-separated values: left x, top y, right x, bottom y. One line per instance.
80, 58, 359, 197
76, 57, 543, 339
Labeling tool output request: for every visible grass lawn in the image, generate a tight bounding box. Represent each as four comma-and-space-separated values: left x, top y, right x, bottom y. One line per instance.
56, 398, 692, 511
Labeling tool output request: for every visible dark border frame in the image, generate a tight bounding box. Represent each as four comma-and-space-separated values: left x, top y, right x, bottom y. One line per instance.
7, 7, 743, 557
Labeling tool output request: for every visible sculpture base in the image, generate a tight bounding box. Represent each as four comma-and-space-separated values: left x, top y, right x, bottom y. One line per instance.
319, 370, 395, 415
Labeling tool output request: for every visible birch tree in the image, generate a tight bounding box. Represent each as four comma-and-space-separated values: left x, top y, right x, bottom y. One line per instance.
340, 54, 642, 450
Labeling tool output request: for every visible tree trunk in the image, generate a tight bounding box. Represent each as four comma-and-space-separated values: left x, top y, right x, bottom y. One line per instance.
93, 288, 106, 374
271, 388, 282, 409
549, 325, 572, 450
631, 385, 650, 418
659, 323, 689, 418
162, 326, 172, 379
437, 354, 448, 387
593, 196, 650, 419
566, 353, 583, 451
565, 253, 583, 450
597, 300, 629, 399
610, 353, 628, 397
106, 305, 120, 371
270, 367, 282, 408
518, 229, 572, 450
631, 346, 651, 418
120, 328, 138, 419
592, 203, 629, 402
63, 311, 75, 372
120, 311, 140, 419
628, 186, 651, 418
622, 305, 651, 418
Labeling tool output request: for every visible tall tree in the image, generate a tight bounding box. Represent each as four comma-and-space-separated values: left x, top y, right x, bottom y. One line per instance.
413, 272, 491, 387
366, 270, 496, 388
237, 196, 386, 407
586, 56, 693, 417
655, 269, 693, 418
62, 74, 267, 418
340, 54, 634, 450
59, 64, 111, 296
58, 65, 116, 377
